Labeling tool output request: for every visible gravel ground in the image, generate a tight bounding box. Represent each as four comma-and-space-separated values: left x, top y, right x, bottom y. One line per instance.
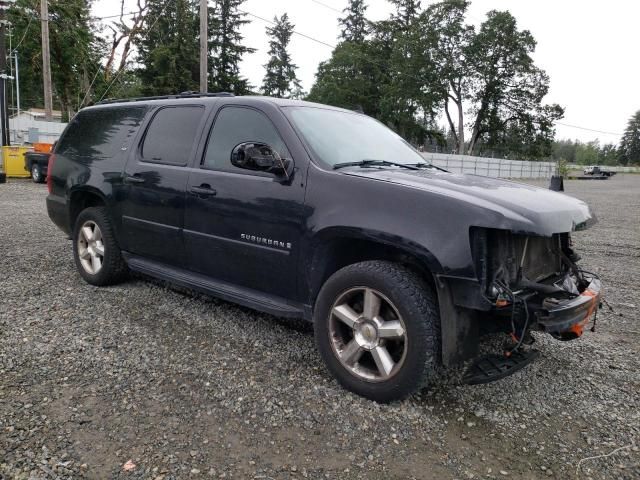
1, 175, 638, 480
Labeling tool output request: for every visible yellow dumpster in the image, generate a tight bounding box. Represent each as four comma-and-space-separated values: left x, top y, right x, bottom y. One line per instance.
1, 146, 32, 178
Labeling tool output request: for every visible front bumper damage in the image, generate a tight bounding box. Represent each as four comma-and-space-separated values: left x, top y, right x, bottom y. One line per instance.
461, 273, 602, 385
457, 228, 604, 383
536, 276, 602, 339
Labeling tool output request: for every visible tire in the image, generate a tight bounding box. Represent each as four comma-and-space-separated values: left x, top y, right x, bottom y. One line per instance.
31, 164, 44, 183
314, 260, 441, 403
72, 207, 128, 286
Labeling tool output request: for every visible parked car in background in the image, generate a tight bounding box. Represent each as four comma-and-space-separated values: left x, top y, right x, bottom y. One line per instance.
24, 151, 51, 183
46, 93, 602, 402
584, 165, 615, 177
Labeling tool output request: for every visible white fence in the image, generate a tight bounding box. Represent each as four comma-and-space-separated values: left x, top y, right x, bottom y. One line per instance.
421, 153, 556, 179
9, 118, 68, 144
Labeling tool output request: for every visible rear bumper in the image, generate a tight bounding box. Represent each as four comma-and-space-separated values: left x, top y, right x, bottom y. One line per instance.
536, 277, 602, 336
46, 194, 71, 236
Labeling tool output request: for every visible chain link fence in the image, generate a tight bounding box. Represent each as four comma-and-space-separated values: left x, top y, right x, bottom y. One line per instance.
421, 153, 556, 179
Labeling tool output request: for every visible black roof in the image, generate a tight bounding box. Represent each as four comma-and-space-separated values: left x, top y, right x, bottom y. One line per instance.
92, 92, 351, 113
95, 91, 235, 105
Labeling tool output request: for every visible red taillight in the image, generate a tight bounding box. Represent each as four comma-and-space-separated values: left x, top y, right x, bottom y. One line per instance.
47, 154, 56, 193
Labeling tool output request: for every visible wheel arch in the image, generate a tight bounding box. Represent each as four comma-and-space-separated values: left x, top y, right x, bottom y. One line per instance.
305, 227, 443, 307
68, 187, 108, 232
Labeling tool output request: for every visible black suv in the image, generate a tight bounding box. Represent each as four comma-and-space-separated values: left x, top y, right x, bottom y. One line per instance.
47, 93, 602, 402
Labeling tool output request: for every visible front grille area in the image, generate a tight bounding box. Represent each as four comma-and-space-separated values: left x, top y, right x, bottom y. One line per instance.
472, 228, 564, 289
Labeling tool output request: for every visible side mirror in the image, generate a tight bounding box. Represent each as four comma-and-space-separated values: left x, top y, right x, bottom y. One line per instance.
231, 142, 293, 179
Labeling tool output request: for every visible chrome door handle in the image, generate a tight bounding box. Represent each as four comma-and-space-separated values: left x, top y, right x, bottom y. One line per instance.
190, 185, 217, 196
123, 174, 146, 184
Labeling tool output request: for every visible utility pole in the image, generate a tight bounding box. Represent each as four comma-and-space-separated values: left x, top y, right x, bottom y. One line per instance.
0, 0, 14, 146
40, 0, 53, 121
199, 0, 207, 93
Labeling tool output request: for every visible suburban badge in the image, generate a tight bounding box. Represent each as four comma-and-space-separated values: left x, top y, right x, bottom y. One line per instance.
241, 234, 291, 250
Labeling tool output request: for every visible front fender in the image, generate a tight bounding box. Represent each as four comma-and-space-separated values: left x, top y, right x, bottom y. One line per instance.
302, 226, 444, 306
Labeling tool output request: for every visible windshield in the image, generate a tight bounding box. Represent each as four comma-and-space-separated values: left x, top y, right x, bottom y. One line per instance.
284, 106, 427, 168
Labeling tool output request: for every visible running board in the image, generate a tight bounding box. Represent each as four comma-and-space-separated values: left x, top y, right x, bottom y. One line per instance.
462, 349, 541, 385
123, 253, 307, 319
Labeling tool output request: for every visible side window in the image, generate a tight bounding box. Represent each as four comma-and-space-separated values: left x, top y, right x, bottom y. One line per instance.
141, 106, 204, 165
203, 106, 289, 171
56, 106, 146, 160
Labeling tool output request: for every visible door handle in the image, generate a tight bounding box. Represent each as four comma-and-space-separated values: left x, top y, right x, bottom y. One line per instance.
123, 174, 146, 184
190, 184, 217, 196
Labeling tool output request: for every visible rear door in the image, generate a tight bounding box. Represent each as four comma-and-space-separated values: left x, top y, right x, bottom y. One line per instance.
120, 104, 207, 265
183, 104, 307, 299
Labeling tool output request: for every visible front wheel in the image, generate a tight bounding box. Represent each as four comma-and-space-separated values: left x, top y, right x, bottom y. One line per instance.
314, 261, 441, 403
72, 207, 128, 286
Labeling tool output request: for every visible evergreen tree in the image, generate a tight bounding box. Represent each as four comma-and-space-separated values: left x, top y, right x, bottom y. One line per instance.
209, 0, 255, 94
389, 0, 421, 27
620, 110, 640, 165
261, 14, 302, 98
136, 0, 199, 96
8, 0, 104, 119
377, 1, 443, 142
307, 40, 387, 116
339, 0, 369, 43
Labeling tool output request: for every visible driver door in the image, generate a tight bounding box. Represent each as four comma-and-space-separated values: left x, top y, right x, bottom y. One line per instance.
183, 105, 306, 299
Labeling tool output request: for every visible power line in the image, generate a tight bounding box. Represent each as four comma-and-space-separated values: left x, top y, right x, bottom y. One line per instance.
310, 0, 343, 15
10, 12, 33, 53
555, 122, 621, 137
239, 9, 336, 49
91, 11, 140, 21
98, 0, 176, 102
261, 7, 623, 140
90, 2, 625, 142
78, 65, 102, 110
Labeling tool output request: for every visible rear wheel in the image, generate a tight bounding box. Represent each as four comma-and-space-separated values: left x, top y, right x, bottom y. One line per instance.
314, 261, 441, 402
72, 207, 128, 286
31, 164, 44, 183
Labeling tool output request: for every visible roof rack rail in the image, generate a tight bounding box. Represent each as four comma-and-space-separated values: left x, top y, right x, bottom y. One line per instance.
96, 91, 235, 105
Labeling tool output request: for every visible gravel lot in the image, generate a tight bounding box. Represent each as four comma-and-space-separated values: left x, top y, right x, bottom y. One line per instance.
1, 175, 638, 480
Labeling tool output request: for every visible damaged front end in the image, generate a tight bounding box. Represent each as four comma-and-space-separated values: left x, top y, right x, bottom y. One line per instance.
472, 228, 602, 344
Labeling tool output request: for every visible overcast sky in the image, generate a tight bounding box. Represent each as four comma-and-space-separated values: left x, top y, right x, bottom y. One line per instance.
94, 0, 640, 144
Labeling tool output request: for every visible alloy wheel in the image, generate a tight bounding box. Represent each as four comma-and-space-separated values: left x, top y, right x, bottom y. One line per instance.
77, 220, 105, 275
328, 287, 408, 382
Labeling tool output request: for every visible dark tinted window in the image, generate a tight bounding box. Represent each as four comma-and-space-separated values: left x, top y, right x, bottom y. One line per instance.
141, 106, 204, 165
56, 106, 146, 160
203, 107, 289, 170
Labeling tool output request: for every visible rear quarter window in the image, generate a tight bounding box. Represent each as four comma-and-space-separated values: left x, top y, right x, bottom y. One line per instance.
56, 106, 147, 160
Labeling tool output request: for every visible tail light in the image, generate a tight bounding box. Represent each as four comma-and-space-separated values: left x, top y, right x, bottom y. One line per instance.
47, 154, 56, 193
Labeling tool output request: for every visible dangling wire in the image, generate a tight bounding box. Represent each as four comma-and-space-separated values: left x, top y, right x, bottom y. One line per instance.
493, 278, 530, 357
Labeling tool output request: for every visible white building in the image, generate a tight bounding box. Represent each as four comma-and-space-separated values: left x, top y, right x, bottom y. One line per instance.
9, 108, 68, 145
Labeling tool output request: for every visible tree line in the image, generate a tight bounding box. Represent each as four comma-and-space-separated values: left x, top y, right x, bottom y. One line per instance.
552, 111, 640, 166
309, 0, 566, 159
6, 0, 639, 164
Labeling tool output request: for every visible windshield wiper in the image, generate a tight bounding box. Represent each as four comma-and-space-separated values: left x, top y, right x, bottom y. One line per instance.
405, 162, 448, 172
333, 160, 419, 170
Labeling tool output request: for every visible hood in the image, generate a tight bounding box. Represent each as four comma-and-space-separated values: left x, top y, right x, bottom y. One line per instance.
344, 168, 596, 236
